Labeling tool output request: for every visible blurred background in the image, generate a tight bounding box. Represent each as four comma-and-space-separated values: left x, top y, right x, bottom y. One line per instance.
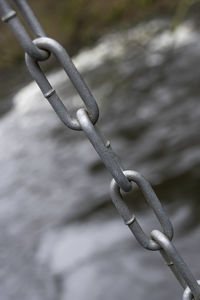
0, 0, 200, 299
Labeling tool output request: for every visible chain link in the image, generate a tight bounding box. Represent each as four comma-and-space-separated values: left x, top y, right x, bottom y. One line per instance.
110, 170, 173, 250
183, 281, 200, 300
12, 0, 46, 37
0, 0, 200, 299
0, 0, 49, 60
25, 37, 99, 131
151, 230, 200, 299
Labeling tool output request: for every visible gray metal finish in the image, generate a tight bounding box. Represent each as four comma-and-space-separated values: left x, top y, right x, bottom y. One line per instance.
183, 281, 200, 300
13, 0, 46, 37
151, 230, 200, 300
0, 0, 48, 60
1, 0, 200, 299
25, 37, 99, 131
110, 170, 173, 250
77, 108, 132, 192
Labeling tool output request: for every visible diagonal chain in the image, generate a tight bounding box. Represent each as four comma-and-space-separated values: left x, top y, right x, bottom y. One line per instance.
0, 0, 200, 299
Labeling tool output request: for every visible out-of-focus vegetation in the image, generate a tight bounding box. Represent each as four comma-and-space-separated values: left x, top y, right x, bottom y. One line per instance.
0, 0, 198, 70
172, 0, 200, 28
0, 0, 176, 70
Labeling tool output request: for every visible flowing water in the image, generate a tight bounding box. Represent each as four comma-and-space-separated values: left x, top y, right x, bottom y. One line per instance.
0, 19, 200, 300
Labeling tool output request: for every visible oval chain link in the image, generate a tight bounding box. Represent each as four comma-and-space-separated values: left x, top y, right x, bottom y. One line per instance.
110, 170, 173, 250
25, 37, 99, 131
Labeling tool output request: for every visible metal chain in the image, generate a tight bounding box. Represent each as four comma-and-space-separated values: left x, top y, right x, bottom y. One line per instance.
25, 37, 99, 131
0, 1, 200, 299
0, 0, 48, 60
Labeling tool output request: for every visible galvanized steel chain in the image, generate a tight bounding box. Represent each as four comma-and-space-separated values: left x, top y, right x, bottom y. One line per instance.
0, 1, 200, 299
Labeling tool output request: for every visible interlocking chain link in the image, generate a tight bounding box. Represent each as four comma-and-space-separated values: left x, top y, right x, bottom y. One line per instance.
110, 170, 174, 250
25, 37, 99, 131
0, 1, 199, 299
0, 0, 48, 60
